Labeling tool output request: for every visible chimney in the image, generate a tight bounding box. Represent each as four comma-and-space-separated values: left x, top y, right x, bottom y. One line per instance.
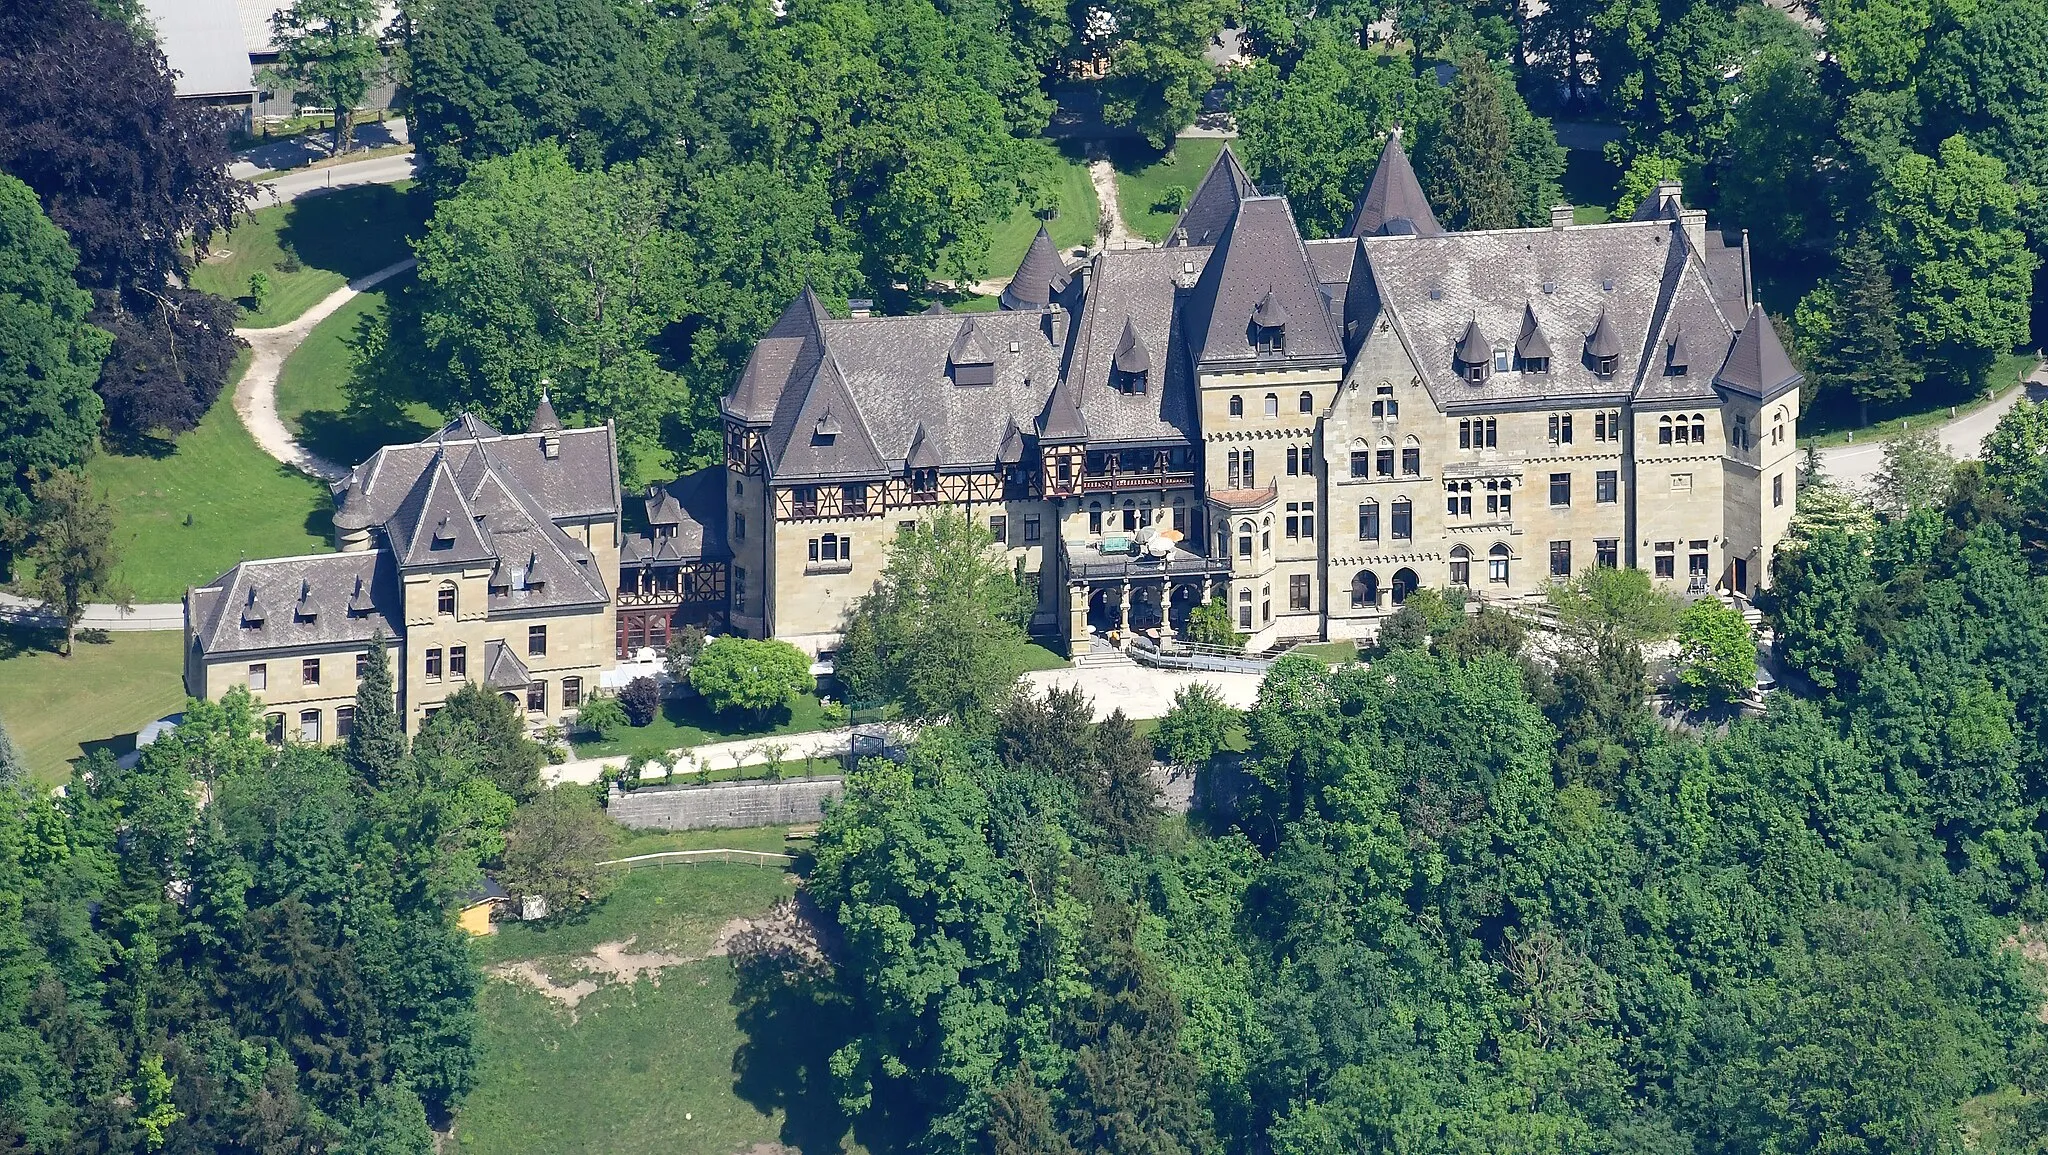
1551, 204, 1575, 229
542, 431, 560, 459
847, 297, 873, 319
1679, 207, 1708, 254
1048, 307, 1068, 347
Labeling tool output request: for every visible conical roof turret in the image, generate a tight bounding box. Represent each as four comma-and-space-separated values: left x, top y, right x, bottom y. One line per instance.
1349, 129, 1444, 238
1000, 225, 1072, 311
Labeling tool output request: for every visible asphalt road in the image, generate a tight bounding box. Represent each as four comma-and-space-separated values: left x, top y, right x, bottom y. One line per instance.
246, 151, 420, 208
1815, 368, 2040, 489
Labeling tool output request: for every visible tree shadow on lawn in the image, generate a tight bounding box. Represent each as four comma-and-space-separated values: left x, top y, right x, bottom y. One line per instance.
0, 622, 62, 660
297, 405, 441, 472
731, 955, 865, 1154
275, 183, 424, 281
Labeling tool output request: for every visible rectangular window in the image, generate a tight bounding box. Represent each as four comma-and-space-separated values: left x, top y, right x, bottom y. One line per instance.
355, 652, 368, 679
1549, 415, 1560, 444
1301, 502, 1314, 538
1285, 502, 1302, 540
1391, 499, 1412, 541
1376, 448, 1394, 477
1671, 473, 1692, 492
1773, 473, 1785, 507
1402, 446, 1420, 476
734, 513, 746, 540
336, 705, 355, 740
1596, 470, 1618, 504
898, 521, 916, 536
1549, 473, 1571, 507
1594, 411, 1607, 442
1359, 502, 1380, 541
1450, 554, 1469, 585
526, 681, 546, 713
990, 515, 1008, 544
1023, 515, 1041, 543
1089, 507, 1104, 534
1238, 591, 1253, 630
1486, 480, 1512, 518
425, 648, 442, 679
1238, 529, 1252, 558
1484, 418, 1497, 448
1460, 420, 1472, 449
1597, 538, 1618, 568
1447, 481, 1472, 517
449, 645, 466, 677
734, 567, 746, 612
299, 710, 321, 744
1689, 543, 1711, 584
791, 485, 818, 517
528, 625, 547, 657
437, 586, 456, 615
1550, 540, 1572, 577
302, 657, 320, 685
248, 662, 267, 691
842, 483, 869, 514
1654, 543, 1676, 579
1350, 450, 1370, 478
1289, 574, 1311, 611
1286, 447, 1300, 476
265, 712, 284, 744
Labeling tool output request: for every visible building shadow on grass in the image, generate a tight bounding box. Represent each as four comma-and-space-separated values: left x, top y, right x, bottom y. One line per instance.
275, 184, 425, 283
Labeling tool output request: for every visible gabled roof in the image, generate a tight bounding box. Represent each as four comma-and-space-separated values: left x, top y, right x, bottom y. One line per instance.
949, 317, 996, 367
1170, 143, 1258, 247
1000, 225, 1072, 311
390, 456, 495, 569
1038, 371, 1091, 443
726, 288, 831, 425
770, 354, 889, 480
1062, 247, 1205, 446
1113, 317, 1152, 375
1184, 197, 1344, 367
904, 423, 944, 469
141, 0, 256, 99
1349, 132, 1443, 238
623, 467, 729, 566
1516, 302, 1552, 361
1252, 287, 1291, 329
1714, 304, 1802, 399
481, 640, 531, 691
1585, 307, 1622, 359
997, 418, 1029, 464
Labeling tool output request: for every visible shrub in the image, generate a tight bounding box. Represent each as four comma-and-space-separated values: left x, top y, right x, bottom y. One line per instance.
1676, 597, 1758, 708
1155, 183, 1191, 213
620, 676, 661, 726
1183, 597, 1245, 651
689, 637, 813, 720
663, 624, 708, 682
575, 695, 628, 739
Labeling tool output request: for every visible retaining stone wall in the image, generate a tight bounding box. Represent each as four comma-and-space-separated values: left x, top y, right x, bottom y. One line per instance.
607, 777, 845, 831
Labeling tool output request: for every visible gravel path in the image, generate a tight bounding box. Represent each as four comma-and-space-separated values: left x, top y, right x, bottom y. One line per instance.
1089, 157, 1148, 250
232, 258, 417, 484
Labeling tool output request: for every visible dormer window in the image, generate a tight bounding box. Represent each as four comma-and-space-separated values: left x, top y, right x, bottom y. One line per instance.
1113, 316, 1151, 395
813, 410, 841, 445
1493, 346, 1510, 373
909, 468, 939, 501
949, 319, 997, 386
1586, 306, 1621, 378
1522, 356, 1550, 374
1251, 287, 1290, 354
1455, 318, 1491, 384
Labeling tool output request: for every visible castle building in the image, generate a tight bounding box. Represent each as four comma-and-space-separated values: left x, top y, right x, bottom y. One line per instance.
695, 136, 1802, 656
183, 405, 624, 740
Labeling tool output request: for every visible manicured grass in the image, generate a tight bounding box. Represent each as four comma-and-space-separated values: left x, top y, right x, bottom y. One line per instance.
1010, 638, 1072, 672
0, 628, 188, 785
189, 182, 421, 326
85, 354, 334, 601
1110, 137, 1226, 243
573, 692, 841, 760
964, 147, 1099, 281
1562, 149, 1620, 222
1798, 351, 2038, 450
460, 848, 856, 1154
273, 278, 442, 466
1290, 639, 1359, 665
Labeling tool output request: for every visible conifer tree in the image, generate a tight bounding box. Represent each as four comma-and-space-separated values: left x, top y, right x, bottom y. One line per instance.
1802, 235, 1921, 420
347, 630, 407, 786
1417, 53, 1521, 230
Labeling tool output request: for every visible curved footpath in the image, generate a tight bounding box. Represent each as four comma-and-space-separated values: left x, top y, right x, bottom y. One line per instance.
233, 257, 416, 484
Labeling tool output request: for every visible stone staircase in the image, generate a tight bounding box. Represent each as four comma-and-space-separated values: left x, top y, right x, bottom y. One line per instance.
1073, 644, 1138, 670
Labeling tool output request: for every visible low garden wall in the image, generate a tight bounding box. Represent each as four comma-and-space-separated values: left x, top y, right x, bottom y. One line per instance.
607, 776, 845, 831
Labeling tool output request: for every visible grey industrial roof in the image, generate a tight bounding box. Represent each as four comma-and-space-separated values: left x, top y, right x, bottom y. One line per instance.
1361, 216, 1739, 408
1170, 143, 1258, 247
189, 551, 400, 657
1185, 197, 1344, 368
1349, 133, 1443, 238
143, 0, 256, 98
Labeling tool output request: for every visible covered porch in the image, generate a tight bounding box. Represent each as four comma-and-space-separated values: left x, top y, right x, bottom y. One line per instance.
1060, 539, 1232, 655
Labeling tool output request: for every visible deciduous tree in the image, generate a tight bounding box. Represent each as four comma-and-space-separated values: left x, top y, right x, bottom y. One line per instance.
1869, 427, 1958, 517
267, 0, 385, 156
0, 175, 107, 525
499, 784, 617, 919
1675, 596, 1757, 708
689, 636, 814, 721
9, 470, 127, 656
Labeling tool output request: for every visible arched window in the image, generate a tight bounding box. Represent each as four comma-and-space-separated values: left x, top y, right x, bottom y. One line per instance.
1358, 499, 1380, 541
1392, 568, 1418, 604
1659, 416, 1675, 445
1262, 514, 1273, 552
1351, 570, 1379, 609
1229, 394, 1244, 418
1489, 543, 1511, 583
1376, 437, 1395, 478
1264, 393, 1279, 418
1691, 413, 1707, 443
1237, 520, 1254, 559
1449, 545, 1471, 585
1771, 407, 1787, 445
436, 582, 457, 616
1733, 414, 1750, 449
1298, 390, 1314, 413
1349, 438, 1371, 479
1401, 435, 1421, 477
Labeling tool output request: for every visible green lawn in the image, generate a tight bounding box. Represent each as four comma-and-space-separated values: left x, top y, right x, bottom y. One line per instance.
574, 692, 841, 760
962, 147, 1099, 281
1110, 137, 1226, 243
273, 278, 442, 466
189, 182, 422, 326
1562, 149, 1621, 223
1010, 638, 1071, 672
460, 835, 858, 1154
86, 355, 334, 601
1799, 351, 2038, 450
0, 628, 189, 785
1290, 639, 1360, 665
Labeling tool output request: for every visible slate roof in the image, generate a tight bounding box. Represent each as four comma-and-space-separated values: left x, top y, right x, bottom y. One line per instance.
1000, 226, 1073, 310
1714, 304, 1803, 400
480, 640, 531, 691
757, 307, 1067, 479
332, 417, 621, 532
726, 289, 833, 426
1184, 197, 1345, 368
627, 466, 729, 566
188, 551, 401, 657
1062, 246, 1210, 445
1359, 216, 1740, 409
1348, 133, 1443, 238
1171, 143, 1258, 247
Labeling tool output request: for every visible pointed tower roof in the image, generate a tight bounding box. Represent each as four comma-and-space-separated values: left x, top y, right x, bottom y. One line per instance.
1715, 304, 1803, 398
1252, 286, 1291, 329
1113, 316, 1152, 375
1170, 142, 1258, 247
1184, 197, 1343, 365
529, 390, 561, 433
1516, 302, 1552, 361
923, 299, 951, 315
1455, 317, 1490, 364
997, 417, 1029, 464
1037, 371, 1090, 443
1349, 130, 1443, 238
774, 354, 888, 479
726, 286, 831, 425
1585, 307, 1622, 359
1000, 225, 1072, 311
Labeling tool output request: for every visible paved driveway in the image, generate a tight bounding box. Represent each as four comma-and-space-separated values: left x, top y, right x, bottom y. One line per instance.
1817, 367, 2042, 489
